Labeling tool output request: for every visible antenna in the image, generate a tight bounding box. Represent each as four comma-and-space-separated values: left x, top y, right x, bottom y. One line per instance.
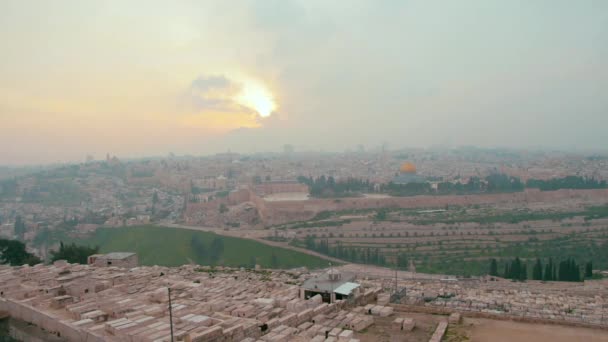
394, 254, 398, 294
168, 287, 174, 342
329, 262, 333, 305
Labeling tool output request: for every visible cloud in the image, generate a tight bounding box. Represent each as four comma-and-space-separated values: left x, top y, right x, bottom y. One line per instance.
190, 75, 233, 93
2, 1, 608, 164
184, 74, 254, 115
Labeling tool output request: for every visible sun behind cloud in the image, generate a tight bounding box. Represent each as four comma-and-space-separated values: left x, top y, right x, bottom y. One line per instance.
235, 81, 277, 118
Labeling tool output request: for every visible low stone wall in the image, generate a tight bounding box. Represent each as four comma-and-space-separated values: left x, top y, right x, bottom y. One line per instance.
429, 320, 447, 342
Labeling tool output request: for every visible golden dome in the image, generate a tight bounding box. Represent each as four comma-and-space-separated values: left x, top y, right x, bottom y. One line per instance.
399, 162, 417, 174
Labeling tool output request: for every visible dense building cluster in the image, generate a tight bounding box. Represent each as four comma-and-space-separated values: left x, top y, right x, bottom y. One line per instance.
2, 149, 607, 259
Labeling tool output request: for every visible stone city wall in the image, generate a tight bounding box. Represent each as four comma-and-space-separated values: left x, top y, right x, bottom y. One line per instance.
184, 188, 608, 227
260, 188, 608, 226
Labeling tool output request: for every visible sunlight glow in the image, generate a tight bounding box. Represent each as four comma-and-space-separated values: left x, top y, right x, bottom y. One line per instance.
235, 81, 276, 118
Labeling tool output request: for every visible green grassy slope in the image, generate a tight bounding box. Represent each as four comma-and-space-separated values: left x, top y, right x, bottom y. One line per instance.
81, 225, 330, 269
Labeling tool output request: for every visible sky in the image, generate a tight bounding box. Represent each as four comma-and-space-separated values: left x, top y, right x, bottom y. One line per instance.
1, 0, 607, 165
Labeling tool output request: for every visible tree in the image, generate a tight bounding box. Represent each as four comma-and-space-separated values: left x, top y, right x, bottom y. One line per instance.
585, 261, 593, 278
503, 257, 527, 281
520, 263, 527, 281
544, 258, 553, 281
489, 258, 498, 276
190, 235, 207, 262
0, 239, 41, 266
375, 209, 387, 221
557, 258, 581, 282
305, 236, 316, 250
532, 258, 543, 280
209, 237, 224, 263
50, 242, 99, 264
219, 203, 228, 214
271, 252, 279, 268
14, 215, 26, 240
510, 257, 522, 280
397, 252, 409, 270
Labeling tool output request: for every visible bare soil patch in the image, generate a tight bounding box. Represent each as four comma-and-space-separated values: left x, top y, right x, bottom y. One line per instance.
464, 317, 608, 342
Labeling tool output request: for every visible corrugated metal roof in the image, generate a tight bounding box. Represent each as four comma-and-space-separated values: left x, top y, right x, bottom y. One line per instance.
333, 282, 360, 296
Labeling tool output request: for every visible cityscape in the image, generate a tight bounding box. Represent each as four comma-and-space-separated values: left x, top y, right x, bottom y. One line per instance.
1, 1, 608, 341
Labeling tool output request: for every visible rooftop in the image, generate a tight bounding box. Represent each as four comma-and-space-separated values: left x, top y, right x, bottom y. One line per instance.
334, 282, 360, 296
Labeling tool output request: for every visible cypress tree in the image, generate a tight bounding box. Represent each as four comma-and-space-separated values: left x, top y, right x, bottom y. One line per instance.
520, 263, 527, 281
489, 258, 498, 276
545, 258, 554, 281
512, 257, 522, 280
558, 260, 566, 281
572, 259, 580, 282
585, 261, 593, 278
533, 258, 543, 280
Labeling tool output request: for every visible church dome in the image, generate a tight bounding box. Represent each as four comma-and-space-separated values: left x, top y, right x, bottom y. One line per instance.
399, 162, 417, 174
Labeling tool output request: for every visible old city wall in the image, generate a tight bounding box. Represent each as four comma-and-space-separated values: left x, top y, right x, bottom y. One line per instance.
184, 188, 608, 227
260, 188, 608, 226
254, 183, 309, 196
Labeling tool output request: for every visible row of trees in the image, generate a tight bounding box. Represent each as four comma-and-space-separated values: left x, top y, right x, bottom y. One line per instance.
190, 236, 225, 264
385, 174, 525, 197
304, 237, 389, 266
489, 257, 593, 282
0, 239, 41, 266
300, 173, 527, 198
297, 176, 372, 197
1, 239, 101, 267
299, 174, 605, 198
303, 237, 412, 270
526, 176, 607, 191
380, 182, 434, 196
50, 242, 99, 264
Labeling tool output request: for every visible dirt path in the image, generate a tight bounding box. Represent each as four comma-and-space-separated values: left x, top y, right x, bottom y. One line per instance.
158, 223, 347, 265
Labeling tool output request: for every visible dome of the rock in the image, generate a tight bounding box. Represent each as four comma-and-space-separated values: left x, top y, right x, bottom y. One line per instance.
399, 162, 417, 174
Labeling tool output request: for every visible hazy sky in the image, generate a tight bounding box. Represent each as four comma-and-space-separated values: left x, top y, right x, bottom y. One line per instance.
1, 0, 607, 164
